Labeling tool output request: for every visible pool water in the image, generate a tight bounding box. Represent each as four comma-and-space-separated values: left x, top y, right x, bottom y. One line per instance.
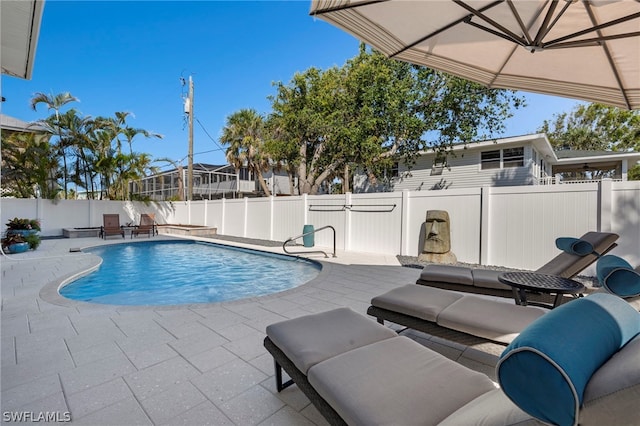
60, 241, 321, 305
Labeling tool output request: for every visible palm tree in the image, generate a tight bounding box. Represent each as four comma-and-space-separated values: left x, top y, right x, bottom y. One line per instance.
56, 109, 97, 197
30, 92, 79, 198
1, 132, 61, 198
219, 109, 272, 196
122, 126, 162, 155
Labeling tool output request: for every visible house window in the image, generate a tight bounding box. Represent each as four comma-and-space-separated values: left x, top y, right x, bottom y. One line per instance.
503, 147, 524, 168
481, 150, 501, 169
431, 153, 447, 176
390, 162, 399, 178
481, 147, 524, 169
239, 168, 252, 181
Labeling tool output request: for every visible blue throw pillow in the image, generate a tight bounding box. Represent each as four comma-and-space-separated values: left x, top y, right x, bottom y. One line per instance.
597, 255, 640, 298
497, 293, 640, 426
555, 237, 594, 256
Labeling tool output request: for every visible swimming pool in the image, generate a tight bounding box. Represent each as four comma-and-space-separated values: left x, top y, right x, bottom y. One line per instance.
59, 241, 321, 305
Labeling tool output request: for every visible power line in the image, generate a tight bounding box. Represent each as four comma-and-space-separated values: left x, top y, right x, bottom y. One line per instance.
195, 117, 225, 152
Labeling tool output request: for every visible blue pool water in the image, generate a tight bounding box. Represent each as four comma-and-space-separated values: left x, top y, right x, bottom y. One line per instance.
60, 241, 321, 305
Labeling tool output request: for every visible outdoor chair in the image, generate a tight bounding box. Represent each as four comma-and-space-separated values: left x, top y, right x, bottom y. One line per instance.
131, 213, 156, 238
416, 231, 619, 305
100, 214, 124, 239
265, 294, 640, 426
367, 232, 618, 352
368, 284, 547, 355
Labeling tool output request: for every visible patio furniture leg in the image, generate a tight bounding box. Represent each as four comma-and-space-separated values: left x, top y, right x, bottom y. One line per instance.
275, 360, 294, 391
512, 287, 528, 306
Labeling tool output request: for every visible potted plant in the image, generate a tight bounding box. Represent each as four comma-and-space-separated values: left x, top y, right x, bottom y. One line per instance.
1, 233, 30, 254
6, 217, 41, 237
5, 217, 41, 251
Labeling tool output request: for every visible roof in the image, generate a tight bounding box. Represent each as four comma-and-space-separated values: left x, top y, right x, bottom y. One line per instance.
157, 163, 235, 175
554, 149, 631, 159
1, 0, 45, 80
0, 113, 46, 133
419, 133, 640, 166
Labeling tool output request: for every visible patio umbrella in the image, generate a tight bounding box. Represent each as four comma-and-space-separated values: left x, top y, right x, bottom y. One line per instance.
310, 0, 640, 110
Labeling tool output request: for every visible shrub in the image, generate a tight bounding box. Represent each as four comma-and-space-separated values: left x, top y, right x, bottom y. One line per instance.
6, 217, 41, 231
24, 233, 41, 250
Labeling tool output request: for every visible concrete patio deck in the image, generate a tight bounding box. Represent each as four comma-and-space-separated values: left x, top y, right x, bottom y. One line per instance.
1, 235, 499, 425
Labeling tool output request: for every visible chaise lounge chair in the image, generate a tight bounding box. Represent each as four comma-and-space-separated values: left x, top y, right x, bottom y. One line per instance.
416, 231, 619, 304
131, 213, 157, 238
265, 294, 640, 426
366, 232, 620, 353
100, 214, 124, 239
367, 285, 547, 355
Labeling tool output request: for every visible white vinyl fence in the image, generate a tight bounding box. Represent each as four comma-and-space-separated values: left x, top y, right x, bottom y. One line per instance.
2, 179, 638, 272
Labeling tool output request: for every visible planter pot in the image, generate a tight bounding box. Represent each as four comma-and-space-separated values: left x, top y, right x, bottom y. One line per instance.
7, 229, 38, 237
6, 242, 29, 253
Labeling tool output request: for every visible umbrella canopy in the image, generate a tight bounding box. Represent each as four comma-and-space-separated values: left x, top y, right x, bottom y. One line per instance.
310, 0, 640, 110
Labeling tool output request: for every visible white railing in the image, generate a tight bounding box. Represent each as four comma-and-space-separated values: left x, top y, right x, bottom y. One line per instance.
538, 176, 623, 185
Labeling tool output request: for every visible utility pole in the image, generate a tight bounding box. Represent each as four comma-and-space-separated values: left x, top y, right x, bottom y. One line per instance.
187, 76, 194, 201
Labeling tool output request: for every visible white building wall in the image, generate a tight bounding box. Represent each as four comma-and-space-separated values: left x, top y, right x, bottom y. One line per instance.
358, 142, 537, 193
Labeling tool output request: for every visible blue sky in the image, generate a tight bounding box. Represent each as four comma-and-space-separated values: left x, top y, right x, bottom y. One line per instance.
1, 1, 583, 171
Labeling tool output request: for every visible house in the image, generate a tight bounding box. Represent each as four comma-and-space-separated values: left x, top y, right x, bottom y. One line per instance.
0, 114, 46, 135
354, 133, 640, 193
129, 163, 294, 200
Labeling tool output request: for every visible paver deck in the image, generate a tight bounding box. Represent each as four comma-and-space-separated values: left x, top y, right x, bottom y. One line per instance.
1, 235, 499, 425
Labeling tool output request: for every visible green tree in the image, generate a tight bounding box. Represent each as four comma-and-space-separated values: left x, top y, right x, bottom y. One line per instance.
263, 119, 299, 195
539, 103, 640, 179
30, 92, 79, 198
267, 46, 525, 194
1, 131, 61, 198
268, 67, 336, 195
219, 109, 272, 196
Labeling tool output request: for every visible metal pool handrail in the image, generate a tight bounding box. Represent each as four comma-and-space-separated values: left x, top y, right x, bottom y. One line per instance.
283, 225, 336, 258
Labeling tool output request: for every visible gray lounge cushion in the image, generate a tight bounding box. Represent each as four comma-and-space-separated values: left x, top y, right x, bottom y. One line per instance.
580, 335, 640, 425
438, 389, 540, 426
266, 307, 396, 375
437, 297, 547, 344
420, 264, 473, 286
471, 269, 512, 291
371, 284, 463, 321
308, 336, 496, 426
419, 232, 618, 291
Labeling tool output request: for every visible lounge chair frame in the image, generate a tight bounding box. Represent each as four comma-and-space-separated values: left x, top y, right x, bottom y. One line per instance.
416, 278, 562, 306
416, 232, 618, 303
264, 337, 347, 426
131, 213, 157, 238
100, 214, 125, 239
